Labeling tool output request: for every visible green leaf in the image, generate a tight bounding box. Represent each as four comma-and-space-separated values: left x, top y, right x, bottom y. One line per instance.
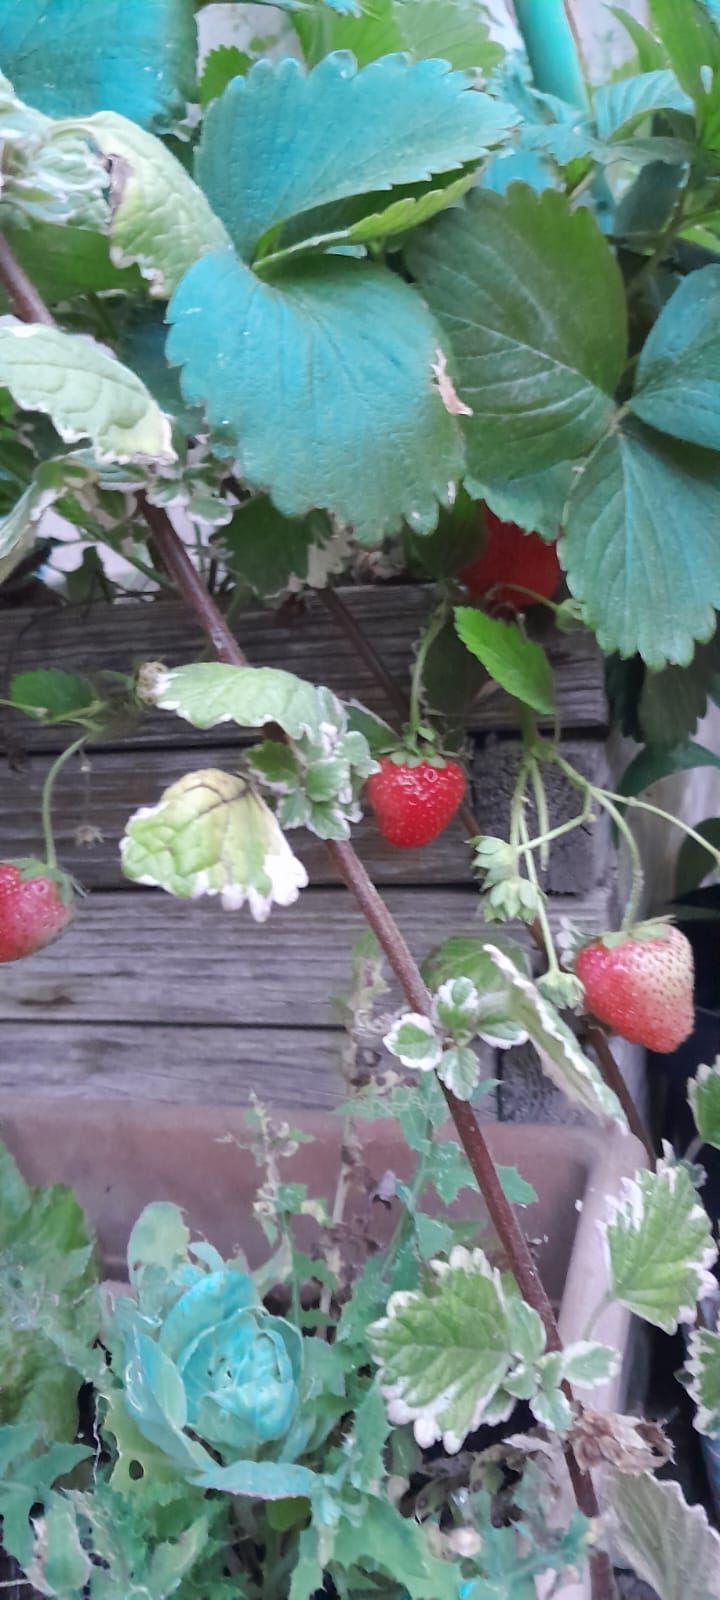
562, 421, 720, 668
593, 69, 693, 139
70, 113, 230, 299
437, 1044, 479, 1099
30, 1496, 92, 1598
688, 1058, 720, 1151
1, 0, 197, 133
0, 1433, 93, 1571
8, 668, 97, 723
199, 46, 250, 106
484, 943, 627, 1127
383, 1014, 443, 1071
475, 460, 574, 541
560, 1340, 619, 1387
454, 608, 555, 714
630, 267, 720, 449
267, 173, 475, 265
0, 321, 173, 465
369, 1246, 517, 1452
648, 0, 720, 149
296, 0, 504, 73
602, 1160, 717, 1333
408, 186, 626, 480
121, 769, 308, 921
220, 497, 332, 596
145, 661, 324, 739
422, 933, 531, 990
676, 818, 720, 895
639, 631, 720, 746
192, 1459, 316, 1499
609, 7, 668, 72
687, 1318, 720, 1436
167, 252, 463, 542
497, 1166, 538, 1207
618, 739, 720, 798
127, 1201, 191, 1286
1, 220, 138, 305
609, 1469, 720, 1600
197, 53, 517, 263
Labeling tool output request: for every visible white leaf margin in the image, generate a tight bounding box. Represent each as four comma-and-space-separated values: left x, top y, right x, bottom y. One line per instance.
600, 1154, 718, 1331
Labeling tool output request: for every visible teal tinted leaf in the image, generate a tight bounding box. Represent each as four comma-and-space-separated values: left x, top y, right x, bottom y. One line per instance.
408, 187, 625, 480
1, 0, 197, 133
73, 113, 229, 299
688, 1059, 720, 1152
0, 322, 173, 465
630, 268, 720, 449
167, 252, 463, 542
193, 1459, 316, 1499
31, 1497, 92, 1598
594, 69, 693, 139
473, 461, 573, 541
220, 497, 332, 595
617, 739, 720, 798
602, 1160, 717, 1332
196, 53, 517, 261
562, 422, 720, 667
199, 46, 251, 106
454, 608, 555, 714
675, 819, 720, 895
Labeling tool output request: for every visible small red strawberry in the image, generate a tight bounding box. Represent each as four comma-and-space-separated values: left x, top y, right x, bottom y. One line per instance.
574, 923, 694, 1054
366, 756, 465, 849
459, 509, 561, 608
0, 861, 75, 963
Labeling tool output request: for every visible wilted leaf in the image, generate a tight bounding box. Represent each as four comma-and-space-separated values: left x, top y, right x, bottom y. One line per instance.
121, 769, 308, 921
609, 1469, 720, 1600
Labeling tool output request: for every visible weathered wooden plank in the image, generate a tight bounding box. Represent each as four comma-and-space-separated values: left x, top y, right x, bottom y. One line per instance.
1, 588, 607, 755
2, 739, 608, 893
0, 884, 616, 1027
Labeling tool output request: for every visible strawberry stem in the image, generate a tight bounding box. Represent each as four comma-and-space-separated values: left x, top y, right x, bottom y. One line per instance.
407, 598, 448, 741
40, 736, 87, 872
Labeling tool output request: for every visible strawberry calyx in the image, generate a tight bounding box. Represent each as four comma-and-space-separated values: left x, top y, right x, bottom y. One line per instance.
576, 917, 674, 953
4, 857, 80, 905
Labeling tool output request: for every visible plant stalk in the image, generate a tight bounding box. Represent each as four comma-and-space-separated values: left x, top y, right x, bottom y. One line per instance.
0, 236, 617, 1600
512, 0, 589, 109
40, 736, 87, 870
583, 1021, 655, 1166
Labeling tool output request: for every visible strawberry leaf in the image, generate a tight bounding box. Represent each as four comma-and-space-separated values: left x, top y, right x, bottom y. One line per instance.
121, 769, 309, 921
686, 1318, 720, 1437
407, 186, 626, 480
196, 53, 516, 262
562, 421, 720, 668
609, 1469, 720, 1600
601, 1159, 717, 1333
295, 0, 504, 73
688, 1058, 720, 1151
630, 266, 720, 449
2, 0, 197, 133
144, 662, 325, 740
167, 251, 463, 542
454, 609, 555, 715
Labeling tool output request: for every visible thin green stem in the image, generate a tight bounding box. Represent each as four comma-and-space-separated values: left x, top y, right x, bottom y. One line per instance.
685, 1133, 704, 1166
582, 1290, 612, 1344
620, 794, 720, 867
408, 599, 448, 738
549, 749, 645, 929
519, 811, 559, 975
40, 736, 87, 870
521, 791, 592, 854
509, 758, 530, 851
528, 755, 551, 871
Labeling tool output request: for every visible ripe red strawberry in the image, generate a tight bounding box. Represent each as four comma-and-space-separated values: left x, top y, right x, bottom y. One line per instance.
366, 756, 465, 849
459, 509, 561, 608
0, 862, 75, 963
574, 924, 694, 1054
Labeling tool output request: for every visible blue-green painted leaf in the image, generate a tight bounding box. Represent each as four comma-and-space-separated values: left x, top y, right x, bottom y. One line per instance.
630, 268, 720, 450
470, 461, 573, 540
193, 1459, 317, 1499
0, 0, 197, 133
562, 422, 720, 668
594, 69, 693, 139
408, 186, 626, 481
167, 251, 463, 542
196, 52, 518, 261
648, 0, 720, 149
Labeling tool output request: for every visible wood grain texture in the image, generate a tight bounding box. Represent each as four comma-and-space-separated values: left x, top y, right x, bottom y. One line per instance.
1, 740, 609, 892
0, 885, 616, 1027
0, 588, 607, 756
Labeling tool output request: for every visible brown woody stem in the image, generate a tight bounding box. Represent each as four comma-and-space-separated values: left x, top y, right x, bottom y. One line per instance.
0, 237, 616, 1600
584, 1021, 655, 1165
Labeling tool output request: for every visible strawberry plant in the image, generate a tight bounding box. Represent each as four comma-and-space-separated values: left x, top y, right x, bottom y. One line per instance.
1, 3, 720, 1600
